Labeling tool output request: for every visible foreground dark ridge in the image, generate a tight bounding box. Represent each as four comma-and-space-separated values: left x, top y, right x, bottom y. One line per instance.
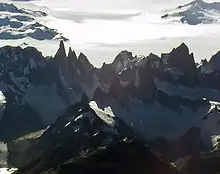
11, 98, 220, 174
13, 98, 180, 174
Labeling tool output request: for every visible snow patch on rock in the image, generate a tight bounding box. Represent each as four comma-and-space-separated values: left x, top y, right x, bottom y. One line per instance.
0, 91, 6, 105
89, 101, 115, 127
0, 91, 6, 121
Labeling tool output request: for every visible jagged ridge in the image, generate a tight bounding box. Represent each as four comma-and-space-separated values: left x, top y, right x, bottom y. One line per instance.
0, 41, 220, 162
0, 41, 220, 174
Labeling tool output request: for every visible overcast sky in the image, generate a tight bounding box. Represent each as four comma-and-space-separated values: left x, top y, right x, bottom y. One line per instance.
32, 0, 220, 12
28, 0, 193, 12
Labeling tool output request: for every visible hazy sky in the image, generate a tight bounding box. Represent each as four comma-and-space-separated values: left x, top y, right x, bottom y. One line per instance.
30, 0, 191, 12
33, 0, 220, 12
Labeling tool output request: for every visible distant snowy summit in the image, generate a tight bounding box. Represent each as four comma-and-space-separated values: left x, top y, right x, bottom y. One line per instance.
0, 2, 67, 40
161, 0, 220, 25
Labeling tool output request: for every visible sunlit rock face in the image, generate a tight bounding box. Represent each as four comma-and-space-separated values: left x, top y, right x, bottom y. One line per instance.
0, 91, 6, 104
0, 91, 6, 121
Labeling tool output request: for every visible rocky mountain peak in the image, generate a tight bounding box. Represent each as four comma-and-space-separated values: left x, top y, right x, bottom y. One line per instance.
77, 52, 94, 70
147, 53, 160, 68
209, 51, 220, 71
112, 50, 134, 73
0, 45, 44, 76
190, 0, 205, 6
54, 40, 67, 60
172, 43, 190, 56
201, 59, 208, 65
167, 43, 196, 76
67, 47, 77, 62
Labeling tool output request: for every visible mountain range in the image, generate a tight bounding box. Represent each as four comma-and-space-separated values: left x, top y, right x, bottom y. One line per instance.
1, 1, 220, 173
0, 40, 219, 173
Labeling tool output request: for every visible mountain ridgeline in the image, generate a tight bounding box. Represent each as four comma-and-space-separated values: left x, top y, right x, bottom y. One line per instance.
1, 41, 220, 173
0, 41, 218, 139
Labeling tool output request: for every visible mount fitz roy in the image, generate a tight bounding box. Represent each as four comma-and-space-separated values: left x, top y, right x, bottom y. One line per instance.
1, 41, 220, 173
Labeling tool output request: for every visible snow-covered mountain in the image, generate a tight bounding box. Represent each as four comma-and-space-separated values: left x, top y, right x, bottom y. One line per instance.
161, 0, 220, 25
0, 2, 66, 41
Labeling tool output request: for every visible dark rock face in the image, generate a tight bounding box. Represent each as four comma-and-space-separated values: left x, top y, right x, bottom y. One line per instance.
7, 137, 40, 168
67, 47, 77, 62
0, 46, 46, 141
0, 41, 98, 141
209, 51, 220, 70
97, 62, 117, 85
150, 127, 205, 162
166, 43, 198, 86
156, 90, 209, 113
93, 43, 208, 107
198, 51, 220, 91
93, 87, 108, 102
54, 40, 67, 62
199, 72, 220, 91
13, 99, 134, 173
0, 103, 44, 141
38, 139, 179, 174
174, 150, 220, 174
77, 53, 94, 71
13, 100, 179, 174
137, 60, 156, 102
111, 50, 133, 73
109, 78, 128, 103
156, 90, 182, 113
